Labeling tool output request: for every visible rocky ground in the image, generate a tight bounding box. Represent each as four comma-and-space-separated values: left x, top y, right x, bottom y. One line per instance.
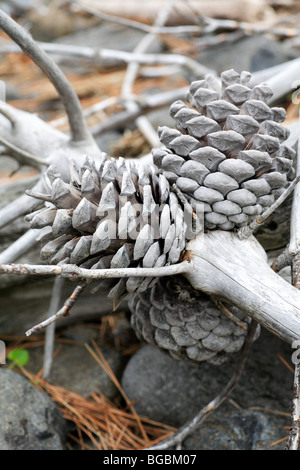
0, 0, 300, 450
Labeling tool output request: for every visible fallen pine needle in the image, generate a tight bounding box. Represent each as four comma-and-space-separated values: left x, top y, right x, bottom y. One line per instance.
277, 354, 294, 373
18, 351, 175, 450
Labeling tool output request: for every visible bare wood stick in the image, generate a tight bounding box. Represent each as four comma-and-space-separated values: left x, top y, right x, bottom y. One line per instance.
146, 319, 259, 450
42, 277, 65, 378
252, 57, 300, 104
26, 282, 86, 337
65, 0, 204, 34
186, 231, 300, 345
103, 49, 211, 75
0, 229, 39, 264
121, 0, 176, 101
0, 10, 90, 143
286, 113, 300, 450
289, 139, 300, 257
0, 135, 48, 169
0, 193, 40, 230
50, 96, 118, 129
0, 41, 211, 76
90, 86, 188, 135
66, 0, 295, 38
0, 259, 193, 280
286, 360, 300, 450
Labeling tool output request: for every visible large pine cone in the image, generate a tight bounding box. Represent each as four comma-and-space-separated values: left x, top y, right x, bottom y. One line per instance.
153, 69, 295, 230
26, 154, 188, 298
129, 276, 260, 365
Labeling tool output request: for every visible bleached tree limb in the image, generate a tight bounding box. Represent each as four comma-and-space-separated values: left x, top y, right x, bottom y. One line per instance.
1, 231, 300, 345
0, 101, 101, 181
0, 193, 39, 230
286, 363, 300, 450
0, 10, 92, 144
285, 114, 300, 451
0, 260, 192, 280
251, 58, 300, 104
0, 41, 211, 76
90, 86, 189, 136
185, 231, 300, 346
66, 0, 294, 38
42, 277, 65, 379
0, 229, 39, 264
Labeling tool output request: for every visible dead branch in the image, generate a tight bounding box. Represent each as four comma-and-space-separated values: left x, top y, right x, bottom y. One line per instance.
42, 277, 65, 378
0, 41, 212, 76
0, 193, 39, 231
28, 282, 86, 337
90, 87, 189, 136
186, 231, 300, 346
285, 115, 300, 451
0, 260, 192, 281
0, 229, 39, 264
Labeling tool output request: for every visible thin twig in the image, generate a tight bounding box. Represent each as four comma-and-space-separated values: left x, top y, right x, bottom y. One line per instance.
50, 97, 118, 129
146, 319, 259, 450
0, 193, 40, 231
90, 86, 188, 136
0, 229, 39, 264
286, 112, 300, 450
42, 277, 65, 378
26, 282, 86, 337
65, 0, 295, 38
286, 363, 300, 450
0, 10, 90, 143
0, 259, 193, 280
120, 0, 177, 148
0, 41, 211, 76
238, 176, 300, 240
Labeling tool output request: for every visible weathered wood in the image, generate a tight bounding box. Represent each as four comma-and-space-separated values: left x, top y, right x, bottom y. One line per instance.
185, 231, 300, 345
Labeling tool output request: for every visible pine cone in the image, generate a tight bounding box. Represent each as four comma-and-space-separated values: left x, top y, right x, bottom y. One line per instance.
153, 69, 295, 230
25, 154, 188, 298
129, 276, 260, 364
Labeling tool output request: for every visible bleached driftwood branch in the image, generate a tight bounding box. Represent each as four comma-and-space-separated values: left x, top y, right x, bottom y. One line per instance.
0, 42, 211, 77
285, 117, 300, 451
185, 231, 300, 346
1, 231, 300, 345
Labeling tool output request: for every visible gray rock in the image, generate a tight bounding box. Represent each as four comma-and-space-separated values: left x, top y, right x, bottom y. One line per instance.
183, 409, 288, 450
121, 328, 293, 448
0, 368, 66, 450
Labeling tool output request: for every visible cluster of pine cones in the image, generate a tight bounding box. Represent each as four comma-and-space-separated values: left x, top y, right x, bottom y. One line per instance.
26, 69, 294, 364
